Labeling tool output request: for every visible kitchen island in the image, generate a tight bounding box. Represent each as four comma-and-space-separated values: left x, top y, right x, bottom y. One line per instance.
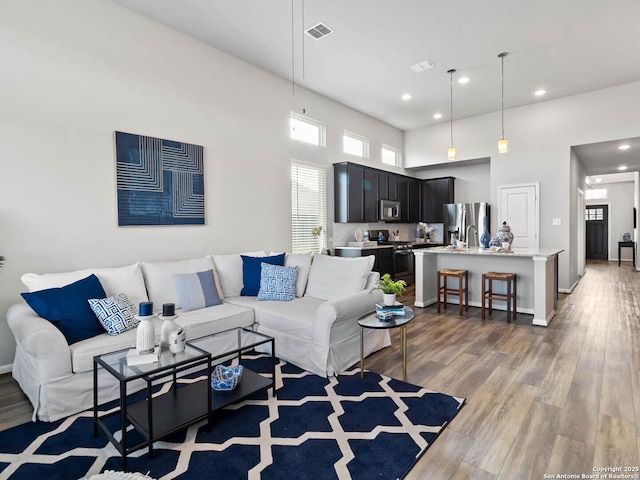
413, 246, 564, 326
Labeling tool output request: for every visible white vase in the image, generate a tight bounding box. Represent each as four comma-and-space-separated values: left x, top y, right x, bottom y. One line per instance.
160, 315, 179, 349
136, 315, 156, 354
383, 293, 396, 306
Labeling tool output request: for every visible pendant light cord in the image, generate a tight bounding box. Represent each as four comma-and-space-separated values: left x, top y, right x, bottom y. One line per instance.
447, 69, 456, 148
498, 52, 508, 139
501, 54, 504, 139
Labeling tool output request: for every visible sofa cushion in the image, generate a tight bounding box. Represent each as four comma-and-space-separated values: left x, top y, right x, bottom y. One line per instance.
173, 270, 222, 312
141, 257, 216, 310
241, 253, 285, 296
21, 274, 107, 345
88, 293, 138, 335
272, 252, 312, 297
210, 251, 265, 298
21, 263, 148, 307
305, 254, 375, 301
70, 302, 255, 373
258, 264, 297, 302
257, 296, 324, 341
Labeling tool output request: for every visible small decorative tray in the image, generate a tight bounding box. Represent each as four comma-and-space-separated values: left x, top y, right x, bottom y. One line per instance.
211, 364, 243, 391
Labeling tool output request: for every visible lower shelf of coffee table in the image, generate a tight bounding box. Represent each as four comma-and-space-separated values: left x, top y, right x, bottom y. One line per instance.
211, 368, 273, 410
126, 367, 273, 439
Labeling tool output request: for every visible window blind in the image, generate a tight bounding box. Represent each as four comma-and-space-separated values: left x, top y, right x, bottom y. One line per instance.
291, 161, 327, 254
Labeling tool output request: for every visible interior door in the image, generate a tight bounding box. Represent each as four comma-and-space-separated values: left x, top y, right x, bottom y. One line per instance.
586, 204, 608, 259
498, 183, 539, 248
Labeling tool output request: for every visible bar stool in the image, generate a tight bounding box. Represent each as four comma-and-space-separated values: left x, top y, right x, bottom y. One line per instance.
437, 269, 469, 316
481, 272, 517, 323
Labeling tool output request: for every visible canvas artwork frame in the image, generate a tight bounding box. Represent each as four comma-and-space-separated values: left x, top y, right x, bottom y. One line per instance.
115, 131, 205, 226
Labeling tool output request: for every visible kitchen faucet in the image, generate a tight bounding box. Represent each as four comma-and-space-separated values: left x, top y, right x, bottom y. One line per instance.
466, 224, 477, 246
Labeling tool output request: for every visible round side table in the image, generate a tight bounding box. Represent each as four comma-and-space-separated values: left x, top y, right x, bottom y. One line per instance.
358, 306, 415, 380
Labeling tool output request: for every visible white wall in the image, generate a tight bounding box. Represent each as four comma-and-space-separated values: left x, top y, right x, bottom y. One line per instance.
413, 161, 491, 204
405, 81, 640, 291
0, 0, 402, 368
586, 182, 635, 261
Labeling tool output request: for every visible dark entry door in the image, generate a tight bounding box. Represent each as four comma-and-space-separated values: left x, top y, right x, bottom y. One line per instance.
586, 204, 608, 260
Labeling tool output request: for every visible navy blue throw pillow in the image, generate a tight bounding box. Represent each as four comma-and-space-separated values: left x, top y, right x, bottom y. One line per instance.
21, 274, 107, 345
240, 253, 285, 296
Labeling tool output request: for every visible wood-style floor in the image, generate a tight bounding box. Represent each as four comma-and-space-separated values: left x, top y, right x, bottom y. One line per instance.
0, 260, 637, 479
366, 259, 640, 479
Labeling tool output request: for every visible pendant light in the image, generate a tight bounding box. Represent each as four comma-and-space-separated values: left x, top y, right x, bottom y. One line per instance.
447, 69, 456, 161
498, 52, 509, 153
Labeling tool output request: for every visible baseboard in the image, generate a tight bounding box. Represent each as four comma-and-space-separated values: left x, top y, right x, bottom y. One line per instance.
0, 364, 12, 375
559, 279, 579, 294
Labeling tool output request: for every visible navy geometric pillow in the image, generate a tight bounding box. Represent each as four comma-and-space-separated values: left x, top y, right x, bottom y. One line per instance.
257, 263, 297, 302
88, 293, 138, 335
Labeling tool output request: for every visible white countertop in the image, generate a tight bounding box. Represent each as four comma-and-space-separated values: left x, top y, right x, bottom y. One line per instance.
334, 241, 442, 251
413, 246, 564, 258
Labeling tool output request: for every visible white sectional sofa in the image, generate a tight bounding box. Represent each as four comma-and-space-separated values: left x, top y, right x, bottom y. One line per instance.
7, 252, 389, 422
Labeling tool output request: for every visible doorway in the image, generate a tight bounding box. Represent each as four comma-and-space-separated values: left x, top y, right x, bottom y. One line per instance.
498, 182, 539, 248
586, 204, 608, 260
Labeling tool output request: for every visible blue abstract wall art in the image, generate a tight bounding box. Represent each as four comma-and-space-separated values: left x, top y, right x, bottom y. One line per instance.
115, 131, 204, 226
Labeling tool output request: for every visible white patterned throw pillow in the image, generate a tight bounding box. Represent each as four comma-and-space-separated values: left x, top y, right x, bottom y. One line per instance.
88, 293, 138, 335
257, 263, 297, 302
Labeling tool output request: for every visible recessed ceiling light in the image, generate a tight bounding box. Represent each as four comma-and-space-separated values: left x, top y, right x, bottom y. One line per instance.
401, 94, 412, 101
534, 89, 546, 97
619, 144, 631, 150
433, 113, 442, 119
458, 76, 470, 84
619, 165, 628, 171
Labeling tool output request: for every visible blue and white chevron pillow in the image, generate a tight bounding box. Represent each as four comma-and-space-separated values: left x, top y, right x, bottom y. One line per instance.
258, 263, 297, 302
88, 293, 138, 335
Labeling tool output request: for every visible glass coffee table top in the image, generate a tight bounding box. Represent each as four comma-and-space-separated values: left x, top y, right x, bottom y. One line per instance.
96, 344, 208, 380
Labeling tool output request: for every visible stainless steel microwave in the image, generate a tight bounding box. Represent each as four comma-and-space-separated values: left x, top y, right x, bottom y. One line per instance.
379, 200, 401, 221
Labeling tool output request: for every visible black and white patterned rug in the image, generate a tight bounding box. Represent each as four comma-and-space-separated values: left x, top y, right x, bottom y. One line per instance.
0, 355, 464, 480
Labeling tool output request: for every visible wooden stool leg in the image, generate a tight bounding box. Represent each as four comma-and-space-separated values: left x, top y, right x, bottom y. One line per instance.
458, 273, 463, 316
488, 278, 493, 316
506, 278, 512, 323
513, 275, 517, 319
481, 274, 486, 319
464, 271, 469, 311
437, 272, 441, 313
443, 276, 448, 310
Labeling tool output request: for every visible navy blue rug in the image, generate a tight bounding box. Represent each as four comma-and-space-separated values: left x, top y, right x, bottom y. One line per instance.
0, 355, 464, 479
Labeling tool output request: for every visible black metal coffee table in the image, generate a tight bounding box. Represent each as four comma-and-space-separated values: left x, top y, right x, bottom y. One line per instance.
93, 327, 276, 471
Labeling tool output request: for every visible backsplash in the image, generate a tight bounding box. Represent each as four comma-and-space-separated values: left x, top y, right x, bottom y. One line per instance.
332, 222, 443, 246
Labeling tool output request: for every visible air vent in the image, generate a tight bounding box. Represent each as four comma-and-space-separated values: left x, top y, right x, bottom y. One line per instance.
410, 60, 436, 73
305, 22, 334, 40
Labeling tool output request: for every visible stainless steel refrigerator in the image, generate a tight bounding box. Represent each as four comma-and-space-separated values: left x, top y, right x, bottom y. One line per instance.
443, 203, 490, 246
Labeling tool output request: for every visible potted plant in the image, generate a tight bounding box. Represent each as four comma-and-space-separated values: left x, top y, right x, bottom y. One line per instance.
372, 273, 407, 306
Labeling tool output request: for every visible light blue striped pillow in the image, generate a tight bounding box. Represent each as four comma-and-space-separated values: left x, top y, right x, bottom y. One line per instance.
173, 270, 222, 312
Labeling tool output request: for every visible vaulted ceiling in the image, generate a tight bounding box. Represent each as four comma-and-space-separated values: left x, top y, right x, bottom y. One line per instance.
110, 0, 640, 174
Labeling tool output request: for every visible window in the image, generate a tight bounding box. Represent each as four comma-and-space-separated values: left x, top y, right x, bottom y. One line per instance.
585, 207, 604, 221
381, 144, 401, 166
585, 188, 607, 200
290, 112, 325, 146
291, 161, 327, 254
343, 131, 369, 158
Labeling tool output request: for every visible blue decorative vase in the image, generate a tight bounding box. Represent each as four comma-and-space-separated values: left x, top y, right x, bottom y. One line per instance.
480, 230, 491, 249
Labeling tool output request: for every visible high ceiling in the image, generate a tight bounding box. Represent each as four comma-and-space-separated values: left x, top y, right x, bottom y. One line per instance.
109, 0, 640, 174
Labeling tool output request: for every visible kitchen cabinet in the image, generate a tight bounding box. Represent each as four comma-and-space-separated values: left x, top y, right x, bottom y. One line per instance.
334, 163, 378, 223
421, 177, 455, 223
407, 178, 421, 223
379, 172, 397, 201
363, 168, 379, 222
335, 162, 445, 224
334, 247, 393, 277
